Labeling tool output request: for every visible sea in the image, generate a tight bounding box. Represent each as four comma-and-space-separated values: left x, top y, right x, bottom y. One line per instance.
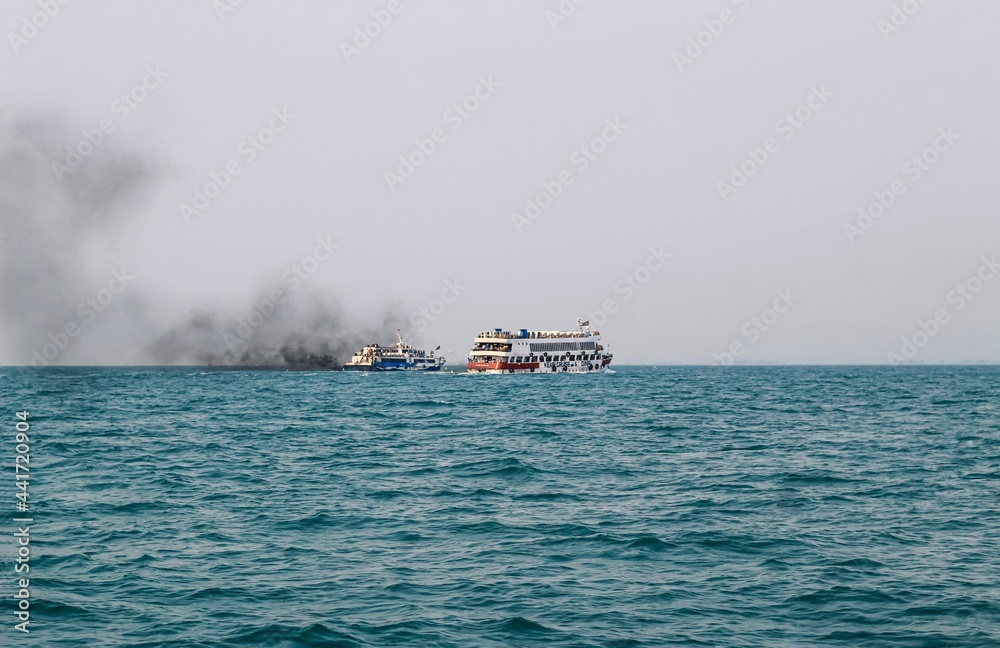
1, 365, 998, 647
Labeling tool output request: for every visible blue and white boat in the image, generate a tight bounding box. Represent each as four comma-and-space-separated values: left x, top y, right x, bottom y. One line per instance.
342, 330, 445, 371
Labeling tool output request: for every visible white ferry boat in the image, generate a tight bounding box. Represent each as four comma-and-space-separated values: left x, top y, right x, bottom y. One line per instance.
343, 330, 445, 371
466, 319, 612, 374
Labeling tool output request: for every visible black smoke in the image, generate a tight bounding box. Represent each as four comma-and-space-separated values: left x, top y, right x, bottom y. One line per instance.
0, 113, 404, 368
0, 113, 157, 364
146, 293, 405, 370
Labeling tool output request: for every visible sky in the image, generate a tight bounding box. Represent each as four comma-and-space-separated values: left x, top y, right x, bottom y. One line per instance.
1, 0, 998, 366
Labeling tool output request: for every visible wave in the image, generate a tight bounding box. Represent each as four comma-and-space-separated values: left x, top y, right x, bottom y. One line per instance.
226, 622, 362, 647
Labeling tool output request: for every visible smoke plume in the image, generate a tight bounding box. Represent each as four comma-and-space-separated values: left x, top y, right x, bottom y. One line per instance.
0, 114, 157, 364
0, 113, 402, 368
147, 293, 405, 369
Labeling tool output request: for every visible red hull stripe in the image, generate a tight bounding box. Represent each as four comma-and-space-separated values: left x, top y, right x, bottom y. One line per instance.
467, 362, 539, 370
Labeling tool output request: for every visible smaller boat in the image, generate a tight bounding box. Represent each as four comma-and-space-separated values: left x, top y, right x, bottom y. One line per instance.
343, 330, 445, 371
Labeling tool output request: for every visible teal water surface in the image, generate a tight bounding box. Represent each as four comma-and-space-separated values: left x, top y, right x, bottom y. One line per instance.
1, 366, 998, 646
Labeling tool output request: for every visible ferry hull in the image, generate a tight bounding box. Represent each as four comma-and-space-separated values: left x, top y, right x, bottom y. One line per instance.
467, 359, 610, 374
343, 361, 444, 371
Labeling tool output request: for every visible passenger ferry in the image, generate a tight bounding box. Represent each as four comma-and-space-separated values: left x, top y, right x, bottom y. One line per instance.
467, 319, 612, 373
343, 330, 445, 371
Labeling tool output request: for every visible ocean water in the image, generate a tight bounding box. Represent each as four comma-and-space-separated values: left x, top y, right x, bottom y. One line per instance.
2, 365, 999, 647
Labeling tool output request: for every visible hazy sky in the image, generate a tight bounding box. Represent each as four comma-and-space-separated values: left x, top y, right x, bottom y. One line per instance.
1, 0, 998, 365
